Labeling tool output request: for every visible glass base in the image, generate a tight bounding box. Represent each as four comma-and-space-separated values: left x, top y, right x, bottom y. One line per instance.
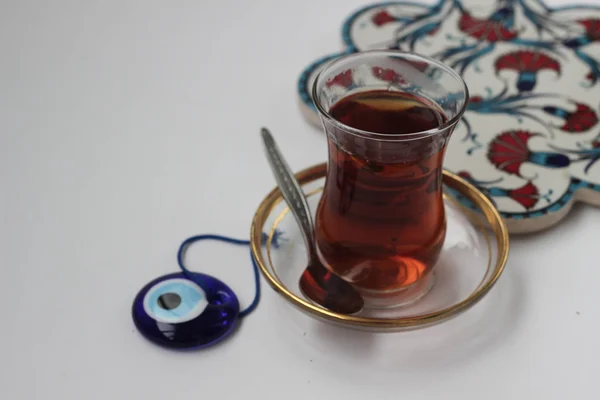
358, 272, 436, 310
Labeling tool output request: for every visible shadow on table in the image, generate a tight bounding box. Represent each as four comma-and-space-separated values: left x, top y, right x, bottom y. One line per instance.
273, 260, 526, 380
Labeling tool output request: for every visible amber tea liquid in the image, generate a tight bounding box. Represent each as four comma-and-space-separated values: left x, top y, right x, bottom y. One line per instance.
315, 90, 449, 296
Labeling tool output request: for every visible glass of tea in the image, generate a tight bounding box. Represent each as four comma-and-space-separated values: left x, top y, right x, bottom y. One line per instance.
312, 50, 469, 309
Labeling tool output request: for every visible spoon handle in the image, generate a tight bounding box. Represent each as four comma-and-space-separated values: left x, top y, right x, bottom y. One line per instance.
260, 128, 316, 254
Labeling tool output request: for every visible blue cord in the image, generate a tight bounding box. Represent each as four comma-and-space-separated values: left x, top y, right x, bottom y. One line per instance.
176, 234, 261, 319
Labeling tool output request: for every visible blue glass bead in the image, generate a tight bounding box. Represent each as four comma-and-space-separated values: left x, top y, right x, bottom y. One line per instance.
132, 271, 240, 349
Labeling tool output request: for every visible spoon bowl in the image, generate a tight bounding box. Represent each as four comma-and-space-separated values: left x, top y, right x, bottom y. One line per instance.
299, 264, 365, 315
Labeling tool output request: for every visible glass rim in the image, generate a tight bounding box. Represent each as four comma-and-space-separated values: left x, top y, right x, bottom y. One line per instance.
311, 50, 470, 142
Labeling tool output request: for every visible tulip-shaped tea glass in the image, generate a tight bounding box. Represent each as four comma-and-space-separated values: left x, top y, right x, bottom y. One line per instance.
312, 50, 469, 309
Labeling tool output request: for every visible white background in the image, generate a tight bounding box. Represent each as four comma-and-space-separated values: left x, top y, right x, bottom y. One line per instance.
1, 0, 599, 399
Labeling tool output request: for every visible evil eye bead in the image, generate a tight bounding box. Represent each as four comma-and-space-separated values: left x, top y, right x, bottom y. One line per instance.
143, 278, 209, 324
132, 272, 240, 349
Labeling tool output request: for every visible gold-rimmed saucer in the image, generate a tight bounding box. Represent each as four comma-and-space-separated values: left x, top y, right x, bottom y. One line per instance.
250, 163, 509, 331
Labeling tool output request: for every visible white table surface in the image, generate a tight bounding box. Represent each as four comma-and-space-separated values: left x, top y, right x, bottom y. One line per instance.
1, 0, 599, 398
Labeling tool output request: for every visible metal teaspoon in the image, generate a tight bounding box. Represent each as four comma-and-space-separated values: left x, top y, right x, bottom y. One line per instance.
260, 127, 364, 315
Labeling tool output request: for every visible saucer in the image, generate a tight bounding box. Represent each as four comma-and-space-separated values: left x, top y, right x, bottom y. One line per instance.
250, 163, 509, 331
